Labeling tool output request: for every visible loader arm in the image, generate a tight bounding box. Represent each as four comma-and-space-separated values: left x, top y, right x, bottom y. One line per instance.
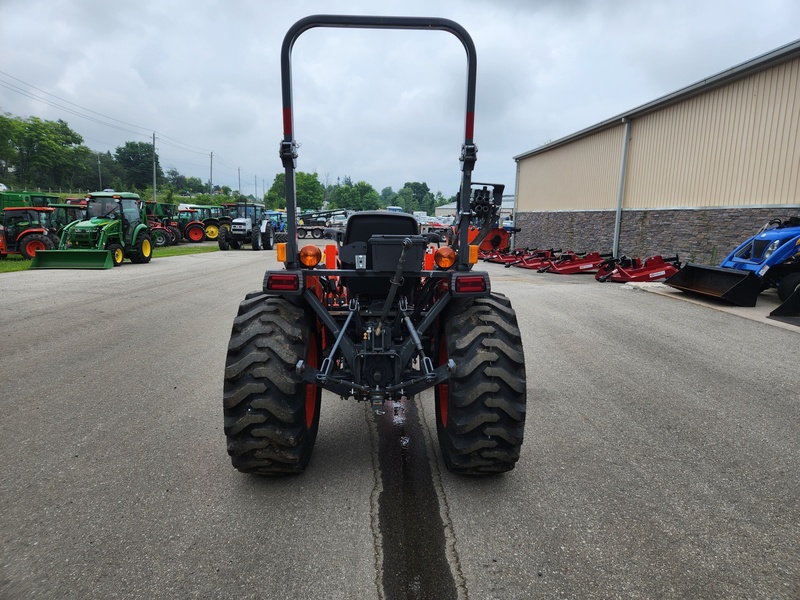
279, 14, 478, 270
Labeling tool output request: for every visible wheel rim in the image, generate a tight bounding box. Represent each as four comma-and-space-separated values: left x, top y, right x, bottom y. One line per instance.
188, 227, 204, 241
305, 330, 319, 428
142, 238, 152, 257
113, 248, 124, 264
437, 332, 449, 427
205, 224, 219, 239
26, 240, 47, 256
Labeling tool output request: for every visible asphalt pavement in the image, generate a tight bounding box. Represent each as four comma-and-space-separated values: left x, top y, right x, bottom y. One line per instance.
0, 250, 797, 599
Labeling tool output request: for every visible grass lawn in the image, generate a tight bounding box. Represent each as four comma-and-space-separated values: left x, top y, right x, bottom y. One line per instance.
0, 244, 218, 274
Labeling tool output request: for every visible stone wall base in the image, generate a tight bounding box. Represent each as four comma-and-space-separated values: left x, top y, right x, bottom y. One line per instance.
514, 207, 800, 264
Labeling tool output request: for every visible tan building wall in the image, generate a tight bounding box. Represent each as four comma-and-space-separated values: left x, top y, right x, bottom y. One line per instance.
516, 55, 800, 212
625, 57, 800, 208
517, 126, 623, 211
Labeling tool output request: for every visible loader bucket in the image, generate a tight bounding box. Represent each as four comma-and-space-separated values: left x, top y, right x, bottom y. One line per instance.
770, 286, 800, 317
663, 263, 762, 307
30, 249, 114, 270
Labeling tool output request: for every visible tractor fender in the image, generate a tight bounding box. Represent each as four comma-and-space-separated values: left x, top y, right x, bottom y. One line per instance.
13, 227, 48, 242
132, 224, 150, 247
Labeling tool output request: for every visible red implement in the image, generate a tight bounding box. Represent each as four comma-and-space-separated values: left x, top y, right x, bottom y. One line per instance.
507, 248, 560, 270
539, 251, 609, 274
596, 255, 681, 282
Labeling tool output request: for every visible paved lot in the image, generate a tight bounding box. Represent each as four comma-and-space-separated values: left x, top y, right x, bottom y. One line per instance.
0, 252, 797, 599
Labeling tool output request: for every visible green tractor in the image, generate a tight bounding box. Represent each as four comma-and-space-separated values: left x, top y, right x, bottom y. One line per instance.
0, 190, 61, 210
180, 204, 228, 241
31, 191, 153, 269
48, 203, 87, 238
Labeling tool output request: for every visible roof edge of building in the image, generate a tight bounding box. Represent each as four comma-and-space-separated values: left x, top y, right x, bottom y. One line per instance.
513, 37, 800, 162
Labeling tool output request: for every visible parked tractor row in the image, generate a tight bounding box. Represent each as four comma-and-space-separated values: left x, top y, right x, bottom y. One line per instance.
31, 191, 153, 269
0, 192, 88, 260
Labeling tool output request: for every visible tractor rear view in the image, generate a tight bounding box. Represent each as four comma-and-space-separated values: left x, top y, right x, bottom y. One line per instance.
222, 15, 527, 476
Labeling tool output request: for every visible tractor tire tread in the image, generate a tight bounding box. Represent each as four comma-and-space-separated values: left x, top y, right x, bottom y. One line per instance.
223, 293, 320, 475
436, 293, 526, 475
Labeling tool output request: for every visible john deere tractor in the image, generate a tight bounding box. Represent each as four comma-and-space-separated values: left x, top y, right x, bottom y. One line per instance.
221, 15, 527, 476
31, 191, 153, 269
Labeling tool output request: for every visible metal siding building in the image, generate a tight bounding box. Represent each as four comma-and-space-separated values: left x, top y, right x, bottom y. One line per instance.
513, 40, 800, 262
517, 126, 623, 211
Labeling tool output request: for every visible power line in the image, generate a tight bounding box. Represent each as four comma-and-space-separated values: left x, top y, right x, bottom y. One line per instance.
0, 70, 220, 162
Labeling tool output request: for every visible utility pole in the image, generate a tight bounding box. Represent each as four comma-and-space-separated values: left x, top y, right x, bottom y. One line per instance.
209, 152, 213, 196
152, 132, 157, 203
254, 175, 257, 199
238, 167, 241, 196
97, 153, 102, 189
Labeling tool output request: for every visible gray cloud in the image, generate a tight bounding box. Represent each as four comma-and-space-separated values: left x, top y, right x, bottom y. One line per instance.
1, 0, 797, 196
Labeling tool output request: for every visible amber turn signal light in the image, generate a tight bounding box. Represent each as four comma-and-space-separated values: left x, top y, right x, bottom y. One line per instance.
434, 246, 457, 269
299, 244, 322, 267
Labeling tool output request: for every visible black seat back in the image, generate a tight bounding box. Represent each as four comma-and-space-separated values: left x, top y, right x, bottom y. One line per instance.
340, 211, 420, 296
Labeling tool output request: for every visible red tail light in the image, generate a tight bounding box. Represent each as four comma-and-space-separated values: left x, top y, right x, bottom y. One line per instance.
265, 273, 301, 292
452, 274, 489, 295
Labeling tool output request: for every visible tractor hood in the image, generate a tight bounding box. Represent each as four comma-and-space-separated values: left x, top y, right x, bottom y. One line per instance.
720, 223, 800, 275
73, 217, 115, 230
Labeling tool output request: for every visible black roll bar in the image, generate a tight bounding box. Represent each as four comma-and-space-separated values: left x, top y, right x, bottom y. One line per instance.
279, 14, 478, 269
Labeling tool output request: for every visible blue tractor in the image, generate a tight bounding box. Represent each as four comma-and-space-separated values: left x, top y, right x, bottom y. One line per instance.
665, 216, 800, 311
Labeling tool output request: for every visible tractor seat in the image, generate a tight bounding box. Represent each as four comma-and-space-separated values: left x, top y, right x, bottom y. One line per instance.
340, 211, 421, 297
343, 211, 419, 247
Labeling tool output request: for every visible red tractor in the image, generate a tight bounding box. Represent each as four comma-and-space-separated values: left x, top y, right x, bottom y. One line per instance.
221, 15, 527, 476
0, 206, 57, 259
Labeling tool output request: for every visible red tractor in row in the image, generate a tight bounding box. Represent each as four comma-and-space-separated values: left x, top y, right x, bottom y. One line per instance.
0, 206, 59, 259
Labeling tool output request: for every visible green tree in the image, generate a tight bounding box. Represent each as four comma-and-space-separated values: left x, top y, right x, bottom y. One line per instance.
266, 171, 324, 210
266, 173, 286, 209
13, 117, 85, 188
296, 171, 324, 210
0, 114, 21, 182
185, 176, 204, 194
380, 186, 396, 208
329, 179, 380, 211
165, 167, 187, 191
394, 187, 414, 212
396, 181, 435, 214
115, 141, 164, 190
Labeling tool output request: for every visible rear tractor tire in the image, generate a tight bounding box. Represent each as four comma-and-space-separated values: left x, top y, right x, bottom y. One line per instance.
186, 224, 205, 243
262, 228, 275, 250
434, 293, 527, 475
223, 294, 322, 475
19, 234, 53, 259
152, 228, 170, 248
204, 223, 220, 241
130, 233, 152, 264
218, 228, 229, 250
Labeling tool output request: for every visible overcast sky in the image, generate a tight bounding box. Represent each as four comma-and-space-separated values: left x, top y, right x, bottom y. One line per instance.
2, 0, 798, 198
